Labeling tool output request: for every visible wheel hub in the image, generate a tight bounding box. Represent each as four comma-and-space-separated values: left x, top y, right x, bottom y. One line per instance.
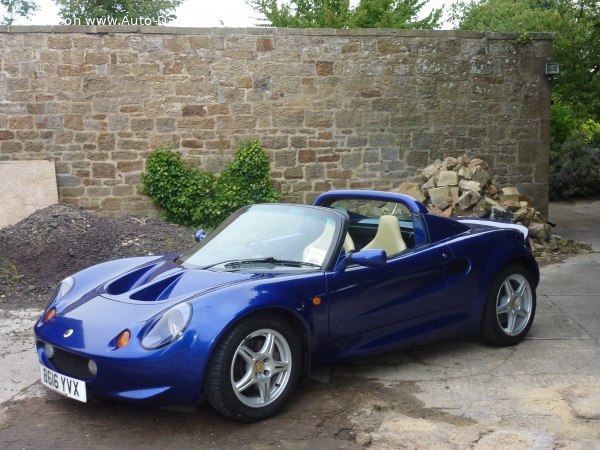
496, 273, 533, 337
230, 328, 293, 408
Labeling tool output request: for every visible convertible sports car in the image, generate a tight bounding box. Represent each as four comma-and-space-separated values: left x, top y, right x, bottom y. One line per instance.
35, 190, 538, 421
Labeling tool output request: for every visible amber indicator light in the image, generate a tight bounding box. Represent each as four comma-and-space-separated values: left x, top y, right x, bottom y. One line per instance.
116, 330, 131, 349
44, 308, 56, 323
312, 297, 322, 306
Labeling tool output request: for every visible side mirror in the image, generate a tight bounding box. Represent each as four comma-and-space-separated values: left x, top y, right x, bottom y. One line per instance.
194, 229, 207, 242
349, 249, 387, 267
335, 249, 386, 271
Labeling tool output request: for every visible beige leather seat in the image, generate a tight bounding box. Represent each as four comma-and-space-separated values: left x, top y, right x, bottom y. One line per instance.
343, 233, 355, 253
362, 215, 407, 255
303, 220, 336, 265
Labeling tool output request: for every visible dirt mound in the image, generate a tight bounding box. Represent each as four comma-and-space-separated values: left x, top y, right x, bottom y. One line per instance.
0, 204, 193, 309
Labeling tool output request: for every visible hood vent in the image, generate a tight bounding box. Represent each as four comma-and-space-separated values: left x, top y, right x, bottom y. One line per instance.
104, 264, 157, 295
129, 273, 183, 301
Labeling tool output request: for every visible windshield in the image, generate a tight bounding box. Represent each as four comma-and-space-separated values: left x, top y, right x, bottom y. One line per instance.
179, 204, 342, 271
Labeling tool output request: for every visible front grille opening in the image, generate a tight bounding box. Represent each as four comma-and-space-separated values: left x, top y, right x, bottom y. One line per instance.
50, 347, 93, 380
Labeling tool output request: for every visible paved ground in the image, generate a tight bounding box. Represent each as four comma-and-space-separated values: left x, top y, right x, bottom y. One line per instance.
0, 201, 598, 449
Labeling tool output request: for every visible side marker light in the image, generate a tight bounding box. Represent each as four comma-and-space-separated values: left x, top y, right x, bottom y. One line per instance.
44, 308, 56, 323
116, 330, 131, 349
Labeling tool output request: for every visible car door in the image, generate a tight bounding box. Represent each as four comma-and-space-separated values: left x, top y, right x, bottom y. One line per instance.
325, 242, 453, 355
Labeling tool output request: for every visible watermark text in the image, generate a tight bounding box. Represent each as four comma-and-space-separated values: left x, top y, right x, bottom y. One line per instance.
65, 16, 168, 26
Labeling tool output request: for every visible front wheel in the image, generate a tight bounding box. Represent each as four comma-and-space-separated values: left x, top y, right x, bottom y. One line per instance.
204, 315, 301, 422
479, 265, 536, 346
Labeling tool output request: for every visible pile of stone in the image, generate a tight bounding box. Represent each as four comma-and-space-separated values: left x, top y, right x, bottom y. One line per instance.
396, 155, 552, 245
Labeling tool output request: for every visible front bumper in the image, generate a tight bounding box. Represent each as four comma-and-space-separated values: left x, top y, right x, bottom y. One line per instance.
35, 329, 208, 405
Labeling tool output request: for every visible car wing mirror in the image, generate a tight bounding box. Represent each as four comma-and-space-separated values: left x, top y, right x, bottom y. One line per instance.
349, 249, 386, 267
194, 229, 207, 242
336, 249, 386, 271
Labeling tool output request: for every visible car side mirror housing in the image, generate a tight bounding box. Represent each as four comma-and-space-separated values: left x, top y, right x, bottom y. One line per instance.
194, 229, 207, 242
336, 249, 386, 271
350, 249, 386, 267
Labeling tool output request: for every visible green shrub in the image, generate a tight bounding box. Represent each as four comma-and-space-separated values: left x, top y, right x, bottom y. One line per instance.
550, 133, 600, 200
142, 139, 281, 229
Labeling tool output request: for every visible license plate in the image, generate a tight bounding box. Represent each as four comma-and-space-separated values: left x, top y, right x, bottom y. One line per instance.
40, 365, 87, 403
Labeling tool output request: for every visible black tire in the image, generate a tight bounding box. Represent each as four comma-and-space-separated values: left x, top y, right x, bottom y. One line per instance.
479, 265, 536, 346
204, 314, 301, 422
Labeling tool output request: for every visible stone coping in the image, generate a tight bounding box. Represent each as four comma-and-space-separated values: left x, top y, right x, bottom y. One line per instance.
0, 25, 556, 40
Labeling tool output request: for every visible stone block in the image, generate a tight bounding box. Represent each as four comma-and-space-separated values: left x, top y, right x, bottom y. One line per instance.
316, 61, 334, 76
207, 104, 230, 116
131, 118, 154, 131
9, 116, 34, 129
64, 115, 84, 131
120, 139, 149, 150
327, 169, 353, 179
120, 105, 143, 114
216, 116, 256, 129
48, 36, 72, 49
0, 130, 16, 140
335, 110, 362, 128
304, 164, 324, 180
283, 167, 303, 179
437, 170, 458, 187
273, 108, 304, 127
256, 38, 273, 52
92, 162, 116, 179
305, 111, 333, 128
0, 160, 58, 228
528, 222, 550, 241
235, 76, 253, 88
177, 118, 215, 129
458, 179, 481, 192
156, 118, 176, 133
84, 52, 110, 65
457, 166, 472, 179
468, 158, 488, 170
397, 181, 425, 202
428, 186, 451, 209
56, 64, 94, 78
101, 197, 122, 211
473, 198, 491, 217
112, 185, 134, 196
205, 139, 230, 149
181, 139, 203, 149
117, 160, 144, 172
472, 167, 490, 186
450, 187, 460, 205
422, 163, 439, 179
458, 190, 481, 209
502, 186, 520, 204
189, 36, 213, 49
261, 135, 289, 149
182, 105, 207, 117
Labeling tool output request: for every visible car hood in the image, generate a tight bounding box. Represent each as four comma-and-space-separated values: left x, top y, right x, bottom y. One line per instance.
97, 256, 262, 303
36, 256, 264, 353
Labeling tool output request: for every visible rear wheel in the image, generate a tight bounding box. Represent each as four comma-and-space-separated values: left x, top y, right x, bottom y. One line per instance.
479, 265, 536, 346
205, 315, 301, 422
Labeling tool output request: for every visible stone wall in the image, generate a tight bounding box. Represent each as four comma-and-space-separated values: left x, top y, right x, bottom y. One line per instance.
0, 26, 554, 217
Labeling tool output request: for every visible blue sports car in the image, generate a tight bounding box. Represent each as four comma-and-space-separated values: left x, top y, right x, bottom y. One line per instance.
35, 190, 538, 421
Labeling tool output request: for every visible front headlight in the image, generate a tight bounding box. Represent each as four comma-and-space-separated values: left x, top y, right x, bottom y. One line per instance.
41, 276, 75, 323
48, 276, 75, 305
141, 302, 192, 350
